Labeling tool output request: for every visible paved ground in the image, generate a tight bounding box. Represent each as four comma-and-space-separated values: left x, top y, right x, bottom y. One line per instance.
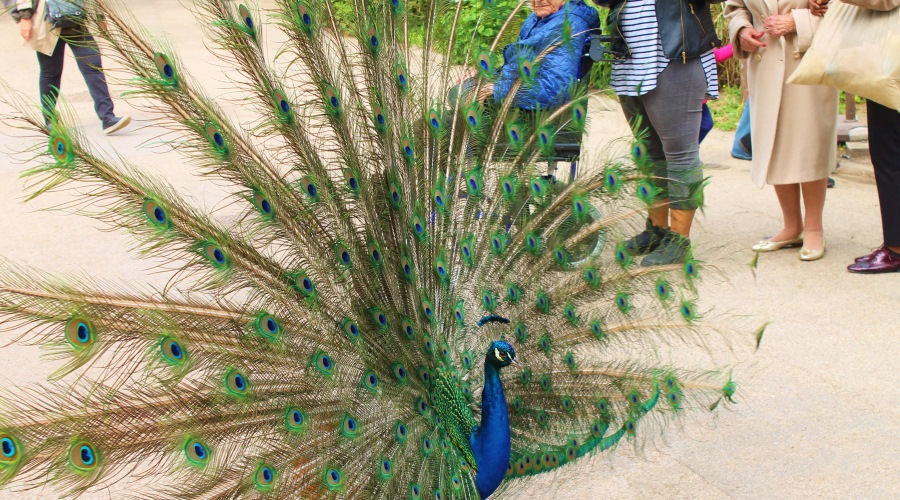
0, 2, 898, 498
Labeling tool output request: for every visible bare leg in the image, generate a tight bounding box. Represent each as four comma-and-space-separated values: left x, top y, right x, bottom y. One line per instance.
771, 183, 804, 242
800, 178, 827, 251
670, 208, 696, 237
649, 203, 669, 230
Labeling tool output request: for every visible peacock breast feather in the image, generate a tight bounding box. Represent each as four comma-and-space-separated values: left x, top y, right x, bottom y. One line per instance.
432, 366, 479, 472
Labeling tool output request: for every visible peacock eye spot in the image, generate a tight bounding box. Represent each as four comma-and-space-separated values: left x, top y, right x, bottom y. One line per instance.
330, 96, 339, 108
469, 178, 477, 190
80, 446, 93, 464
414, 223, 422, 232
303, 278, 313, 291
260, 198, 271, 213
431, 118, 439, 128
1, 438, 13, 456
511, 130, 519, 141
331, 471, 339, 481
468, 115, 477, 126
371, 36, 378, 46
341, 251, 350, 263
404, 264, 411, 274
77, 323, 89, 342
392, 191, 399, 202
435, 195, 443, 205
164, 65, 173, 78
213, 132, 224, 147
194, 443, 205, 458
480, 60, 488, 70
398, 74, 407, 85
153, 207, 166, 223
292, 410, 302, 423
213, 248, 225, 263
302, 13, 311, 24
266, 318, 277, 332
262, 467, 272, 481
322, 356, 332, 368
377, 114, 385, 124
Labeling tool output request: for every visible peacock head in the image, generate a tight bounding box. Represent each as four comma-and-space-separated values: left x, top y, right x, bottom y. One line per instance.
485, 340, 520, 369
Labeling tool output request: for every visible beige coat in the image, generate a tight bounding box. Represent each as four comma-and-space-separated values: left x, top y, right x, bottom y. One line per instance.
725, 0, 838, 187
17, 0, 60, 56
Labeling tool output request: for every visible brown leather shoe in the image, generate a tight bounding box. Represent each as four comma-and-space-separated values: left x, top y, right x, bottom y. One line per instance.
847, 247, 900, 274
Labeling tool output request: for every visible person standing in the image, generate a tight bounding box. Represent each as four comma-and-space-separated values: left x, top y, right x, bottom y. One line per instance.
11, 0, 131, 134
809, 0, 900, 272
725, 0, 837, 261
598, 0, 723, 266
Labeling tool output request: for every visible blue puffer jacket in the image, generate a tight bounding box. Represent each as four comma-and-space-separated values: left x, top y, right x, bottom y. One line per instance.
492, 0, 600, 110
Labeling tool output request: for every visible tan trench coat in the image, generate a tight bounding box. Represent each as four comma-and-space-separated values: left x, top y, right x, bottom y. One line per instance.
725, 0, 838, 188
17, 0, 61, 56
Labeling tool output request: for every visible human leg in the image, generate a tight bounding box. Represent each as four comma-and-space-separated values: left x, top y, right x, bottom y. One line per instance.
847, 99, 900, 273
751, 183, 804, 252
640, 58, 706, 238
67, 29, 116, 124
36, 37, 67, 124
618, 94, 669, 255
867, 99, 900, 252
799, 179, 827, 257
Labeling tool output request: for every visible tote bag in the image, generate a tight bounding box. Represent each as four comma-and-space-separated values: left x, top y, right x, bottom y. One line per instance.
787, 1, 900, 110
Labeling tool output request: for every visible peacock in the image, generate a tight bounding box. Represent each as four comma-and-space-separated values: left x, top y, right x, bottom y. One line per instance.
0, 0, 758, 498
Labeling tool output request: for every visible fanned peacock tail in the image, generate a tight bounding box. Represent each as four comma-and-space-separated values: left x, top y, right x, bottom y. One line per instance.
0, 0, 757, 498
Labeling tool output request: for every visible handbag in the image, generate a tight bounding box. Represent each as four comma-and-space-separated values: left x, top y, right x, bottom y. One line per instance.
787, 1, 900, 110
45, 0, 86, 29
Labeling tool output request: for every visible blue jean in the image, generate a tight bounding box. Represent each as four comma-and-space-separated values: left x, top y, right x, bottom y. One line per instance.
37, 27, 115, 125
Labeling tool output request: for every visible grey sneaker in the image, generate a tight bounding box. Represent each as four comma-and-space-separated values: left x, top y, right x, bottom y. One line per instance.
641, 231, 692, 267
102, 115, 132, 135
623, 219, 668, 256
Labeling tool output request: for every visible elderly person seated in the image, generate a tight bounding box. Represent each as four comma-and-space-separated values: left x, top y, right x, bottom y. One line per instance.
451, 0, 600, 110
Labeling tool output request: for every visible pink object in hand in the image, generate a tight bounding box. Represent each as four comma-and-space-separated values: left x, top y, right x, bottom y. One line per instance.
714, 43, 734, 63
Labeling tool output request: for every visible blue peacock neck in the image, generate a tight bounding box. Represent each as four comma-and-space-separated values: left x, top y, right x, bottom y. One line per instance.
472, 361, 511, 499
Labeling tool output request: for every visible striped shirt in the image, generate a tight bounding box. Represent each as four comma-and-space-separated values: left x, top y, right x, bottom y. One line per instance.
610, 0, 718, 99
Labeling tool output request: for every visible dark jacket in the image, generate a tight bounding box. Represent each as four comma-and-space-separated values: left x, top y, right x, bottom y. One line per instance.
493, 0, 601, 110
603, 0, 723, 62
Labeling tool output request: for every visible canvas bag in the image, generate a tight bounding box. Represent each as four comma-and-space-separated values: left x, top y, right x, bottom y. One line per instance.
45, 0, 86, 29
787, 1, 900, 110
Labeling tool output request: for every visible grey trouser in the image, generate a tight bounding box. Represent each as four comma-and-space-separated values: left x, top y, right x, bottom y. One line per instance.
618, 57, 706, 210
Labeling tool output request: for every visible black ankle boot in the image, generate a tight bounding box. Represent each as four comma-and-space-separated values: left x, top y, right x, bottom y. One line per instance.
624, 219, 667, 256
641, 231, 692, 266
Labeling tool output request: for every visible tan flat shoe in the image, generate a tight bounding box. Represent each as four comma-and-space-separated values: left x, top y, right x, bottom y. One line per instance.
752, 235, 803, 252
799, 238, 826, 261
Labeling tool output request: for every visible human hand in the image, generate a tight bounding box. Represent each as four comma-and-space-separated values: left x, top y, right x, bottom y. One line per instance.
20, 18, 33, 41
738, 27, 766, 53
809, 0, 829, 16
764, 14, 796, 37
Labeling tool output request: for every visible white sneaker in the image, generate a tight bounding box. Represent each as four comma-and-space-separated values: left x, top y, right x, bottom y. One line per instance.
102, 115, 132, 135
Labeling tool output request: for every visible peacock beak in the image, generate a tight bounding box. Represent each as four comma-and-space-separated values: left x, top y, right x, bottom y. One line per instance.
510, 356, 523, 368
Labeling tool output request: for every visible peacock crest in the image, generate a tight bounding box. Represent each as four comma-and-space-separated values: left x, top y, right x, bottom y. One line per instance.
0, 0, 757, 498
